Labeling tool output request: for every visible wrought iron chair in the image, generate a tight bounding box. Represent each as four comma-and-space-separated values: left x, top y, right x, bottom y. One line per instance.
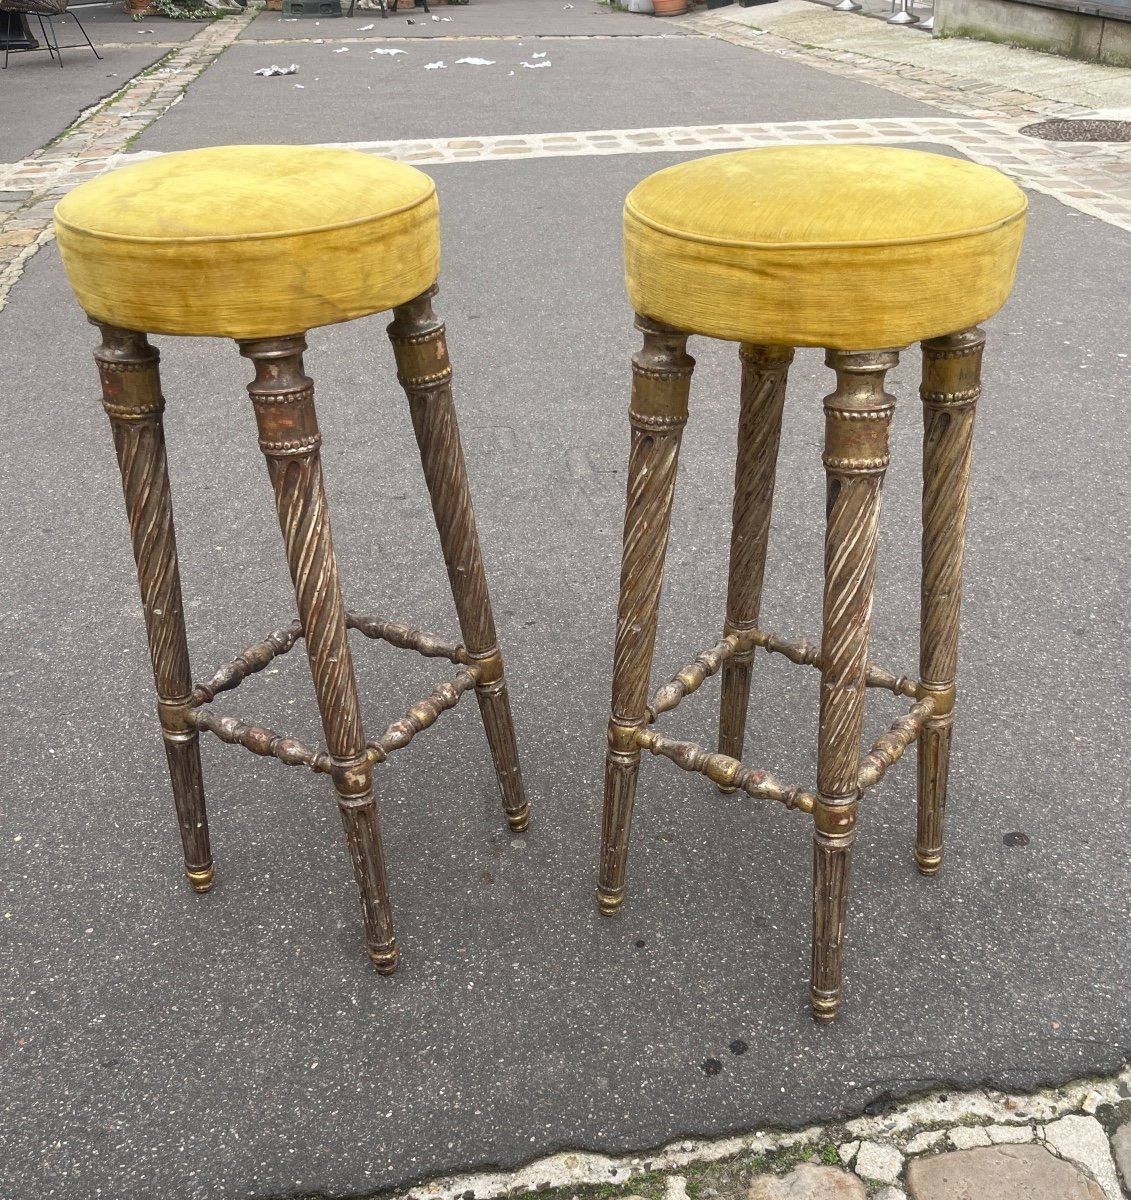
1, 0, 101, 68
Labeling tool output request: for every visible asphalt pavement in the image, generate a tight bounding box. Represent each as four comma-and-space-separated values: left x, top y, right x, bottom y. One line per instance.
0, 4, 211, 162
140, 21, 939, 148
1, 3, 1129, 1198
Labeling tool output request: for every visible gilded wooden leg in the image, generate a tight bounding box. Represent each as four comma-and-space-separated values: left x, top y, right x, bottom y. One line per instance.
812, 348, 898, 1023
93, 324, 213, 893
387, 288, 529, 832
597, 317, 694, 915
916, 328, 984, 875
240, 335, 398, 973
717, 344, 793, 787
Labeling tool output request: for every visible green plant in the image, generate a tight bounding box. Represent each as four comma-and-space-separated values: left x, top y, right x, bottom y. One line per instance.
152, 0, 216, 16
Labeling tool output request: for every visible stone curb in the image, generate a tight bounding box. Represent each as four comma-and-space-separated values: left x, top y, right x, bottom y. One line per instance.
388, 1067, 1131, 1200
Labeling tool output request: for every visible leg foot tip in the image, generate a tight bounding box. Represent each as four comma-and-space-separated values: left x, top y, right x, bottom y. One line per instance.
811, 999, 840, 1024
185, 864, 215, 893
916, 853, 942, 876
368, 944, 400, 975
596, 886, 624, 916
717, 785, 738, 795
506, 805, 531, 833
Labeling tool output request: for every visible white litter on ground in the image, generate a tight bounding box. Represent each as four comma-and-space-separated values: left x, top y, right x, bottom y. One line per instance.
423, 60, 446, 68
333, 46, 349, 52
456, 56, 494, 65
532, 50, 547, 57
254, 63, 300, 76
521, 60, 550, 68
358, 21, 374, 28
370, 46, 407, 53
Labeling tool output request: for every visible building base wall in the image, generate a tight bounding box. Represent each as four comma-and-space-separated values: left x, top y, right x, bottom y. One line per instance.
934, 0, 1131, 68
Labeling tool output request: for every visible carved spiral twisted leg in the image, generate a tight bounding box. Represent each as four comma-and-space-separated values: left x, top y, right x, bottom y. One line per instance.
387, 288, 529, 832
916, 328, 984, 876
811, 348, 897, 1023
241, 335, 398, 973
717, 344, 793, 788
94, 324, 213, 892
597, 317, 694, 915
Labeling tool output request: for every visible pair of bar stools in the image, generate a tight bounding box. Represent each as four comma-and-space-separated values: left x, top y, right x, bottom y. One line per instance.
55, 143, 1025, 1021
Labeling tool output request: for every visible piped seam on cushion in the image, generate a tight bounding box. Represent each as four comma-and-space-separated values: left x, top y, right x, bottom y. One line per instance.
622, 198, 1027, 251
54, 186, 437, 245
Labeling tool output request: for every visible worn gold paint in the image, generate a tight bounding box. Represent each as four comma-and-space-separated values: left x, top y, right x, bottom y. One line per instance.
598, 318, 694, 916
598, 313, 998, 1024
82, 286, 527, 972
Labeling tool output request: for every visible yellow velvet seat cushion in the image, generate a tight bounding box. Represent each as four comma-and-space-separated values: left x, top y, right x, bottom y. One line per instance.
54, 145, 440, 339
623, 146, 1027, 349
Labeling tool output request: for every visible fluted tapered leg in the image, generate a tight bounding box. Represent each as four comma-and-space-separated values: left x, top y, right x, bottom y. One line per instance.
717, 344, 792, 786
811, 348, 897, 1023
241, 334, 398, 973
94, 324, 213, 893
387, 288, 529, 832
916, 328, 984, 875
597, 317, 694, 915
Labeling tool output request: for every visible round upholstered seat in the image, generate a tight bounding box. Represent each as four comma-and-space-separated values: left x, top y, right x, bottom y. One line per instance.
54, 145, 440, 340
623, 145, 1027, 349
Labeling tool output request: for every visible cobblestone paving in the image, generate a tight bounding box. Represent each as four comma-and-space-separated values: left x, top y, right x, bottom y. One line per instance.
2, 3, 1129, 309
392, 1067, 1131, 1200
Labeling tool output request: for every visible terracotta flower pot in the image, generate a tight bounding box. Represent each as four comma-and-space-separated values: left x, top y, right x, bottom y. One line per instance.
652, 0, 688, 14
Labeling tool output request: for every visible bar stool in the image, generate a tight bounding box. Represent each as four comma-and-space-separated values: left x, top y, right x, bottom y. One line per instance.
597, 145, 1026, 1022
55, 145, 528, 973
